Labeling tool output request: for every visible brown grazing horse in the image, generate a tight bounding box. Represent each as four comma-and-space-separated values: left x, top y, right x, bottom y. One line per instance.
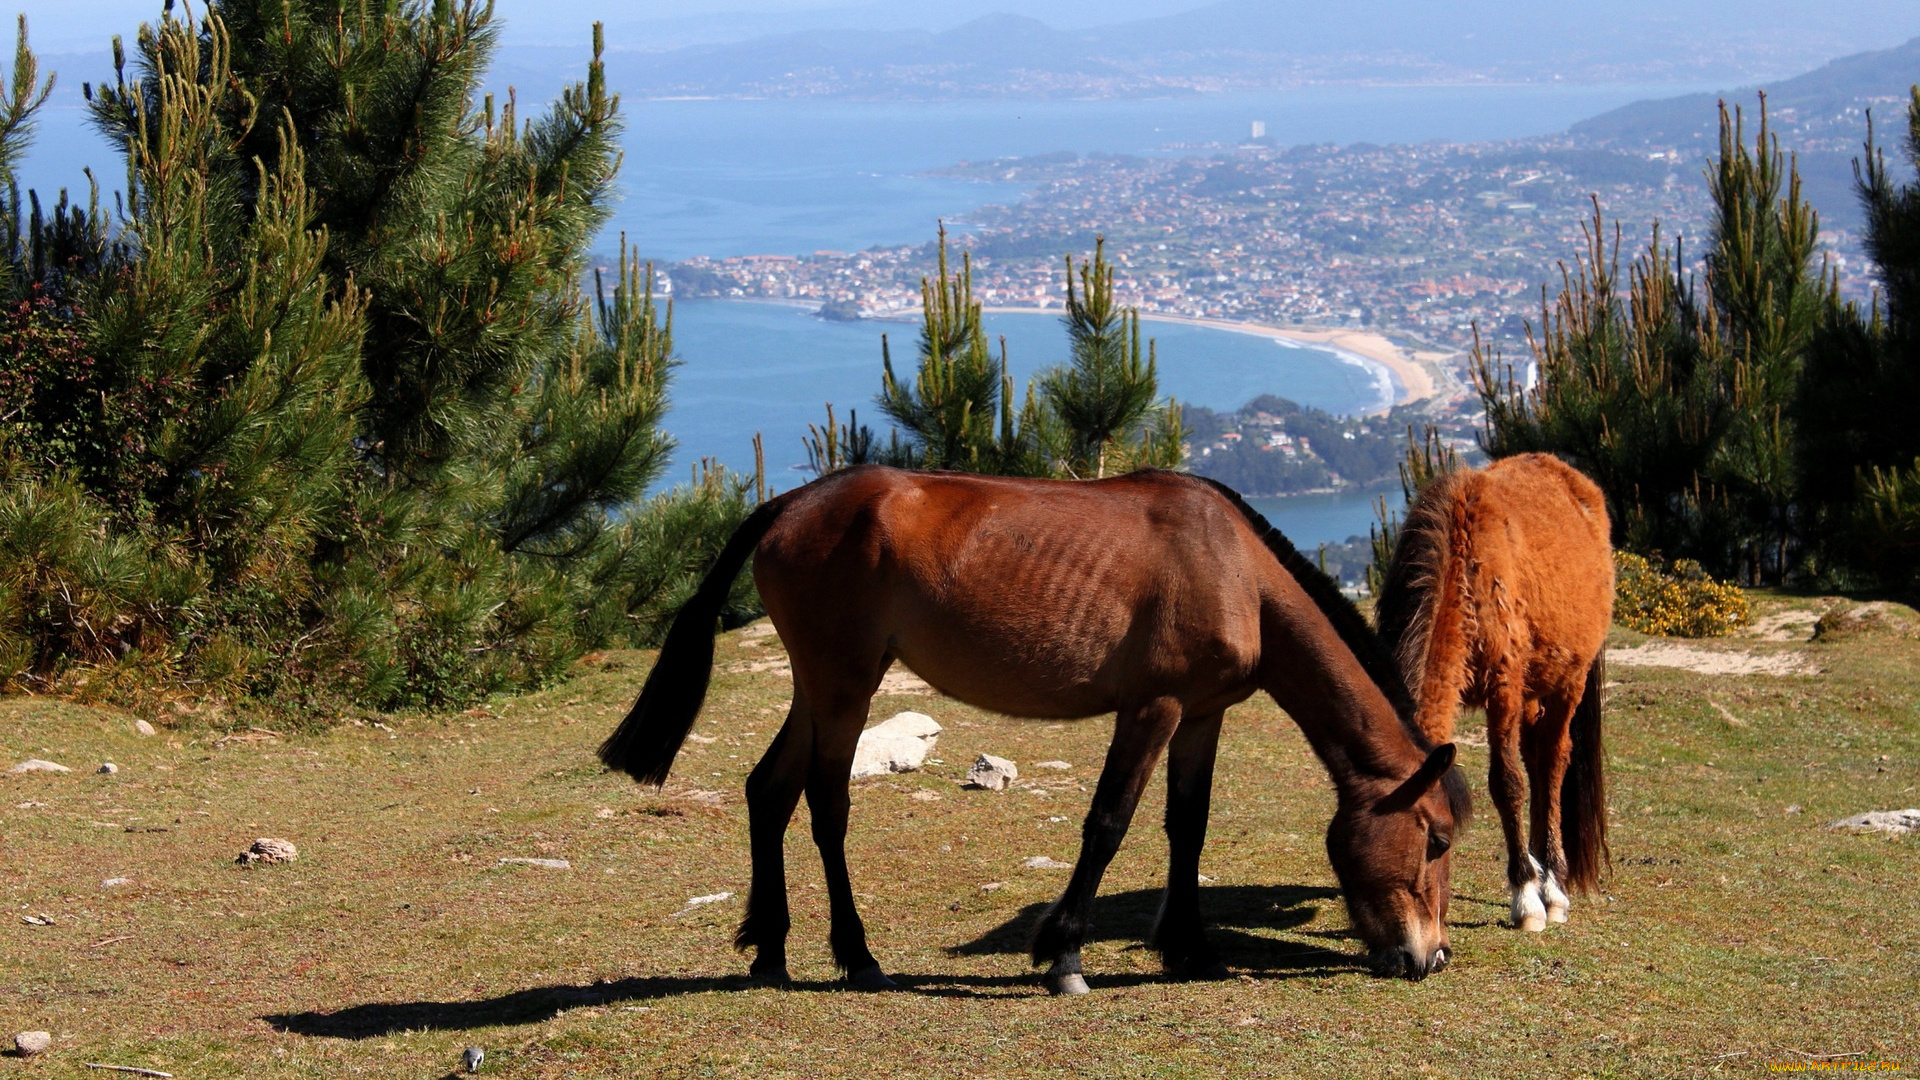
1375, 453, 1612, 933
601, 465, 1468, 993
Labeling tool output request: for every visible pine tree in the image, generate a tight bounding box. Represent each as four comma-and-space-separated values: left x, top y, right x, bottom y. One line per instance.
874, 225, 1045, 474
1039, 238, 1183, 478
1796, 87, 1920, 586
1702, 102, 1828, 581
0, 5, 752, 709
817, 229, 1182, 481
1477, 99, 1832, 582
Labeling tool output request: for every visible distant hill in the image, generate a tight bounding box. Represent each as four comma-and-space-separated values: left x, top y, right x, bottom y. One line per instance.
1572, 35, 1920, 151
582, 0, 1920, 99
1569, 35, 1920, 228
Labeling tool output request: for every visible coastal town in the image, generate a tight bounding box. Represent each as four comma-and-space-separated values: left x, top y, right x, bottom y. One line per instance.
662, 135, 1869, 410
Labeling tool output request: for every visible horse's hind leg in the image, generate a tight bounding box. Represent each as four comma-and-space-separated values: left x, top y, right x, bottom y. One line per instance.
1152, 709, 1228, 981
802, 689, 892, 989
1032, 696, 1184, 996
1523, 690, 1577, 925
1487, 681, 1546, 932
738, 708, 812, 982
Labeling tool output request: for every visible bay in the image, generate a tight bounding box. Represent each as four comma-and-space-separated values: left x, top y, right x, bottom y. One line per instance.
603, 83, 1709, 261
668, 299, 1395, 544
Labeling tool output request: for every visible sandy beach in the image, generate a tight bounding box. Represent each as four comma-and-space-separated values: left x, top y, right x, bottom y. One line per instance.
1131, 314, 1437, 408
976, 306, 1438, 413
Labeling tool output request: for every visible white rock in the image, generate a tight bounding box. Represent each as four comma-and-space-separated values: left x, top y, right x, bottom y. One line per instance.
134, 719, 157, 737
1827, 809, 1920, 835
13, 1031, 51, 1055
102, 877, 132, 887
9, 759, 71, 774
98, 762, 119, 775
498, 857, 570, 869
964, 753, 1018, 791
1023, 855, 1071, 870
1033, 760, 1072, 770
237, 837, 299, 865
670, 891, 735, 917
850, 712, 942, 779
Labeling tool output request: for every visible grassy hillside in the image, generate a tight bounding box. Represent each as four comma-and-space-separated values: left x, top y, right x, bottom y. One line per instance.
1, 594, 1915, 1077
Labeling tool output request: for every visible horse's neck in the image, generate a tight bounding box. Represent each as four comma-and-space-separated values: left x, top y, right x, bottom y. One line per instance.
1259, 609, 1422, 795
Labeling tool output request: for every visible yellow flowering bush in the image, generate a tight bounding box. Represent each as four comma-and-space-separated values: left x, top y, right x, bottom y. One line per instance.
1613, 551, 1752, 638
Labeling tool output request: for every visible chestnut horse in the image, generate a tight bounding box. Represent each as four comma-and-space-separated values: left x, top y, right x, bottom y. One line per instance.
601, 466, 1468, 993
1375, 453, 1612, 932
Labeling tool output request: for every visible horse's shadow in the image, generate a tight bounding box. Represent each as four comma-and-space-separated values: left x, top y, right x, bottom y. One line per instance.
949, 882, 1345, 962
265, 883, 1358, 1038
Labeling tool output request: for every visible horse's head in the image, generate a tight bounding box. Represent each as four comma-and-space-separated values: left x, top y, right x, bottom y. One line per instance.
1324, 742, 1463, 980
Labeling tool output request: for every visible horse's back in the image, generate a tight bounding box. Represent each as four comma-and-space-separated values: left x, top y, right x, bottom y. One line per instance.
1468, 454, 1613, 675
753, 467, 1267, 717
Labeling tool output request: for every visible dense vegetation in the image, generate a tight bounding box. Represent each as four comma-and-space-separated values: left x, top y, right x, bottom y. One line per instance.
1476, 98, 1920, 591
0, 5, 755, 714
1182, 395, 1479, 497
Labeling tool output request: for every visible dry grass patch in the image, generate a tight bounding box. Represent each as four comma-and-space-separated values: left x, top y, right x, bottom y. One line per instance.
2, 619, 1917, 1077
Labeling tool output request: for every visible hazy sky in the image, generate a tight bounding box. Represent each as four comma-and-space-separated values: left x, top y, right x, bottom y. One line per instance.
9, 0, 1205, 52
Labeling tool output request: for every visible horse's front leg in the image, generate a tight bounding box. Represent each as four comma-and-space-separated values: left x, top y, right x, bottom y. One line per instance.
1487, 680, 1544, 931
1152, 709, 1229, 981
1031, 696, 1184, 995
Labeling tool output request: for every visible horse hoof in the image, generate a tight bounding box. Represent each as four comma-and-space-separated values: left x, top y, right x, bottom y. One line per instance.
1517, 913, 1547, 933
749, 963, 792, 986
846, 965, 897, 991
1046, 973, 1091, 996
1546, 904, 1569, 925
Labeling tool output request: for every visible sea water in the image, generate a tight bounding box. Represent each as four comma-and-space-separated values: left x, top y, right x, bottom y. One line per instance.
15, 80, 1700, 543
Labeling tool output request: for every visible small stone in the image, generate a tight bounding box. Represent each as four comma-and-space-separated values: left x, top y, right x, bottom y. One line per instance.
1033, 760, 1072, 770
595, 807, 615, 818
13, 1031, 51, 1056
964, 753, 1018, 791
670, 891, 734, 917
102, 877, 132, 888
8, 759, 71, 774
850, 712, 942, 779
1826, 809, 1920, 835
498, 857, 570, 869
981, 881, 1005, 892
1023, 855, 1071, 870
237, 837, 299, 865
134, 719, 157, 737
98, 762, 119, 775
1784, 804, 1802, 815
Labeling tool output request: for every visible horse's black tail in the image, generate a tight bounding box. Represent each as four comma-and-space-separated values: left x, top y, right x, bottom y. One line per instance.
1560, 649, 1609, 894
598, 498, 784, 786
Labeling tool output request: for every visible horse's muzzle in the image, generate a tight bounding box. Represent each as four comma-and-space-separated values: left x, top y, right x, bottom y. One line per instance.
1368, 944, 1450, 981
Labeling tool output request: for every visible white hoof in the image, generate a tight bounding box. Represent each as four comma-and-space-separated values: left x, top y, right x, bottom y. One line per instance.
1543, 872, 1570, 924
1511, 881, 1547, 933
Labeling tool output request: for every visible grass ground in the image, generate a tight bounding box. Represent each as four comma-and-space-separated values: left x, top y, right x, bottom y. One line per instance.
2, 592, 1916, 1078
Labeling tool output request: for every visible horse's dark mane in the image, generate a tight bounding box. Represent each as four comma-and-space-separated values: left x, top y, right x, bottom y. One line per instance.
1373, 471, 1462, 707
1193, 475, 1471, 827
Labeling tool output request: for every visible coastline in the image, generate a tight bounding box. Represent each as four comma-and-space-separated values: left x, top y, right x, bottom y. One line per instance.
688, 296, 1439, 416
981, 305, 1435, 414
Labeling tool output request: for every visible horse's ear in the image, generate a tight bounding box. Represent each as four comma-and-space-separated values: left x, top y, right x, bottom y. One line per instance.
1378, 743, 1456, 814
